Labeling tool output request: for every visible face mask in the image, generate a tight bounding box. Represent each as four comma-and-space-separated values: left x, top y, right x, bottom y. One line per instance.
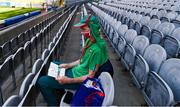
81, 31, 90, 39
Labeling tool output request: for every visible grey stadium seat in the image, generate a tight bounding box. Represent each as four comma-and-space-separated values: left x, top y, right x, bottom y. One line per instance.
157, 22, 175, 36
159, 58, 180, 103
171, 27, 180, 41
32, 59, 43, 74
150, 29, 164, 44
160, 36, 180, 58
132, 36, 149, 55
10, 37, 19, 54
143, 44, 167, 73
19, 73, 35, 99
148, 19, 161, 30
41, 49, 50, 61
117, 36, 126, 57
139, 16, 150, 26
140, 25, 151, 39
124, 29, 137, 44
121, 44, 136, 70
117, 24, 128, 37
143, 71, 174, 106
130, 54, 149, 89
2, 95, 21, 106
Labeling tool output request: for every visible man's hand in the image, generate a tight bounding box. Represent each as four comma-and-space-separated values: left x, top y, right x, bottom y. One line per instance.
56, 76, 71, 84
59, 63, 69, 69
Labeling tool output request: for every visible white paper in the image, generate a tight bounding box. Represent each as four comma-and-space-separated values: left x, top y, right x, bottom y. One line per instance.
48, 62, 65, 78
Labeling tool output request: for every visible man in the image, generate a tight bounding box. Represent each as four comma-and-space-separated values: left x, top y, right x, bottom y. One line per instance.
37, 15, 113, 106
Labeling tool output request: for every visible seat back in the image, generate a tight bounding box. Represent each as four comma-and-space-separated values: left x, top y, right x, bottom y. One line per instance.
41, 49, 50, 61
117, 24, 128, 36
150, 29, 164, 44
32, 59, 43, 74
143, 44, 167, 73
148, 19, 161, 30
2, 95, 21, 106
171, 27, 180, 41
159, 58, 180, 102
143, 72, 174, 106
124, 29, 137, 44
160, 36, 180, 58
132, 55, 149, 88
98, 72, 114, 106
139, 16, 150, 26
132, 36, 149, 55
141, 25, 151, 39
19, 73, 35, 99
157, 22, 175, 36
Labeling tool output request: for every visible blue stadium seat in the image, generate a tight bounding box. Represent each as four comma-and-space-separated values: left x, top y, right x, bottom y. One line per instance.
143, 44, 167, 73
143, 71, 174, 106
134, 22, 141, 35
159, 58, 180, 103
171, 27, 180, 41
132, 36, 149, 55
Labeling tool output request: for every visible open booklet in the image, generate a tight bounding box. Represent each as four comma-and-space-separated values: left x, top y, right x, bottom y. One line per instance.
48, 62, 65, 78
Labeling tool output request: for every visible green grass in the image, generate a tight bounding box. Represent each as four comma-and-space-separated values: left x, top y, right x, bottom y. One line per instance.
0, 7, 40, 20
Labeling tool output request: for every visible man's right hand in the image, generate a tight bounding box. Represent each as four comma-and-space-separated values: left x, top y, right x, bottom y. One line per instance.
59, 63, 69, 69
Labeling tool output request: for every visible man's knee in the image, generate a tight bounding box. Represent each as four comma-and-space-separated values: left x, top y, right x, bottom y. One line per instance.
37, 76, 52, 87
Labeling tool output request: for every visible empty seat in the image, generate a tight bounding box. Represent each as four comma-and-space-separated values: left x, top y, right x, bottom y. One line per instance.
19, 73, 35, 99
0, 55, 16, 105
32, 59, 43, 74
10, 37, 19, 54
159, 58, 180, 102
171, 27, 180, 41
48, 42, 55, 51
140, 25, 151, 39
18, 33, 25, 47
132, 36, 149, 55
148, 19, 161, 30
143, 72, 174, 106
150, 29, 164, 44
139, 16, 150, 26
117, 24, 128, 36
130, 54, 149, 88
124, 29, 137, 44
134, 22, 141, 35
160, 36, 180, 58
117, 36, 126, 57
2, 95, 21, 106
166, 12, 178, 21
41, 49, 50, 61
157, 22, 175, 36
121, 44, 136, 70
143, 44, 167, 73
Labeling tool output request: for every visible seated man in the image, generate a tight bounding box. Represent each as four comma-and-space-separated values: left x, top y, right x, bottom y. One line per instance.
37, 15, 113, 106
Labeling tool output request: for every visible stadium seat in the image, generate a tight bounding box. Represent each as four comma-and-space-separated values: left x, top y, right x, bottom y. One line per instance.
171, 27, 180, 41
139, 16, 150, 26
117, 24, 128, 37
41, 49, 50, 61
132, 36, 149, 55
130, 54, 149, 88
0, 55, 16, 105
48, 42, 55, 51
1, 41, 12, 62
18, 33, 25, 47
121, 44, 136, 70
32, 59, 43, 74
143, 44, 167, 73
23, 41, 31, 67
12, 47, 25, 77
157, 22, 175, 36
117, 36, 126, 57
10, 37, 19, 54
148, 19, 161, 30
160, 36, 180, 58
150, 29, 164, 44
134, 22, 141, 35
142, 72, 174, 106
159, 58, 180, 103
30, 36, 37, 63
19, 73, 35, 99
140, 25, 151, 39
124, 29, 137, 44
2, 95, 21, 107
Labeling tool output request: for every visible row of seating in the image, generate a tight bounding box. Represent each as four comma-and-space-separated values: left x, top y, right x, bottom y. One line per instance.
2, 6, 77, 107
105, 0, 180, 11
96, 3, 180, 58
89, 3, 180, 106
0, 7, 68, 65
0, 7, 73, 106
